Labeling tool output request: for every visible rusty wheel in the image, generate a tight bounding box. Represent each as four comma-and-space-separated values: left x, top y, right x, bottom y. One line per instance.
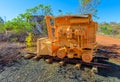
82, 53, 93, 63
56, 47, 67, 58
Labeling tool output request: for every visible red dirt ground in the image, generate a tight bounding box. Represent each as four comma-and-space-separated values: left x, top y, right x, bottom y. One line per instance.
96, 35, 120, 63
96, 35, 120, 54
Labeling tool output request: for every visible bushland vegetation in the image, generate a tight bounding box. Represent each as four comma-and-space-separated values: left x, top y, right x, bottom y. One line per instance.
98, 22, 120, 38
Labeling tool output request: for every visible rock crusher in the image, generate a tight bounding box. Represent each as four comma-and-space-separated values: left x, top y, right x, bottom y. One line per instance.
25, 14, 111, 68
36, 14, 98, 63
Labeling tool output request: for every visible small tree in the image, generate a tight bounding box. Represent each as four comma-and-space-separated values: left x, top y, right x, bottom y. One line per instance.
78, 0, 100, 18
3, 4, 53, 35
20, 4, 53, 35
4, 16, 33, 34
26, 4, 53, 16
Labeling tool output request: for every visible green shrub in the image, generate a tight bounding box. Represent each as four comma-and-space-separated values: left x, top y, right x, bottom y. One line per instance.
98, 23, 113, 35
4, 18, 33, 34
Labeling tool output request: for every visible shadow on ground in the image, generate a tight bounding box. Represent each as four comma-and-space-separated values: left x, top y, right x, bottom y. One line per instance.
97, 61, 120, 79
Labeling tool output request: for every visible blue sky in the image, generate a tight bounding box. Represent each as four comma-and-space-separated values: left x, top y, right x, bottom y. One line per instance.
0, 0, 120, 23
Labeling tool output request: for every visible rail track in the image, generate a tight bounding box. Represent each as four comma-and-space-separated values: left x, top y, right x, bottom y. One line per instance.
40, 55, 112, 68
25, 53, 113, 69
26, 47, 116, 69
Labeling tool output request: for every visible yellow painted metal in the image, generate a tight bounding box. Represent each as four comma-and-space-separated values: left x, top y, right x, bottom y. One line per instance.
37, 37, 52, 56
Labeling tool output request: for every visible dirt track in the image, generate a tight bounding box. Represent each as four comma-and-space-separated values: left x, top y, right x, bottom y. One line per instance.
97, 35, 120, 54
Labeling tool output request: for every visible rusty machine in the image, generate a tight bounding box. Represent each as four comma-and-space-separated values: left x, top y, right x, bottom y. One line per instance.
25, 14, 111, 68
36, 14, 97, 62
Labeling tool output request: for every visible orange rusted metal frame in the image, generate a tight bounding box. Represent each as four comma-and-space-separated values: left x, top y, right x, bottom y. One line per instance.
37, 14, 98, 63
45, 16, 53, 41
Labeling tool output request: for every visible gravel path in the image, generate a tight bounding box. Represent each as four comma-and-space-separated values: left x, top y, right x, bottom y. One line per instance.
0, 57, 120, 82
